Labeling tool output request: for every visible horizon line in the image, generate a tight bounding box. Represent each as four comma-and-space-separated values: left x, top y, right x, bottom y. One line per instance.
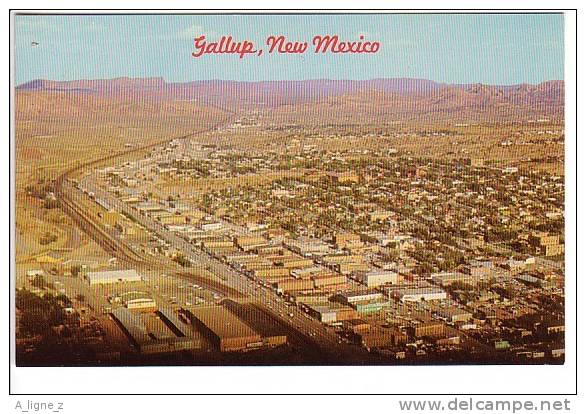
15, 76, 565, 89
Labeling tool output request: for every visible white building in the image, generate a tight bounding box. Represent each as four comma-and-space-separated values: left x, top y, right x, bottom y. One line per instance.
201, 222, 223, 231
393, 287, 447, 302
126, 298, 157, 310
86, 269, 142, 286
339, 290, 384, 304
356, 270, 398, 287
286, 237, 331, 257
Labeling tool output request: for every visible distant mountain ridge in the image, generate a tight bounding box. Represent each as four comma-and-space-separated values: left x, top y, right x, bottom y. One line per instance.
16, 77, 564, 123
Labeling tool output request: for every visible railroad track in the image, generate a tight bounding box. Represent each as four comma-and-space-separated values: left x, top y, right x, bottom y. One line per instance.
53, 114, 236, 268
56, 182, 147, 266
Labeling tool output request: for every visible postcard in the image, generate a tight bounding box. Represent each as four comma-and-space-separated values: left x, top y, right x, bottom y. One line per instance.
12, 11, 569, 374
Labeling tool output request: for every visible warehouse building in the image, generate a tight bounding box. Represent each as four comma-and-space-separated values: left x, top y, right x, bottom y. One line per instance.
358, 327, 407, 350
235, 236, 269, 251
392, 287, 447, 302
86, 269, 142, 286
409, 321, 446, 338
255, 267, 290, 279
306, 302, 357, 324
116, 291, 157, 311
274, 278, 314, 293
286, 237, 331, 256
157, 306, 193, 337
342, 319, 372, 334
291, 266, 326, 279
337, 262, 370, 275
312, 273, 348, 288
220, 302, 288, 348
355, 270, 398, 287
435, 307, 473, 323
111, 308, 200, 354
183, 305, 262, 352
336, 290, 384, 305
278, 257, 315, 269
243, 260, 274, 271
201, 222, 223, 231
126, 297, 157, 310
351, 299, 391, 314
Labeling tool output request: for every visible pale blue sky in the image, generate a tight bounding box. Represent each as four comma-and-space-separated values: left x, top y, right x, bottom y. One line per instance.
14, 14, 564, 85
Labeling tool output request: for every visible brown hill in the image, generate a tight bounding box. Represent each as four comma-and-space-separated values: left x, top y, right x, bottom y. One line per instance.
16, 77, 564, 124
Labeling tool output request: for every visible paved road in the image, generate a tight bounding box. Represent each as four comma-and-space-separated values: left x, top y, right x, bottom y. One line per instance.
72, 177, 373, 361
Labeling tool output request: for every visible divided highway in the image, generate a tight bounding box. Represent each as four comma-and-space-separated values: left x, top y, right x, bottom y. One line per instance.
53, 120, 376, 363
74, 176, 374, 361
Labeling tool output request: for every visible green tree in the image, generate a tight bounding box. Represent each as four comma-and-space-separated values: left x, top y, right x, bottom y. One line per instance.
70, 265, 82, 277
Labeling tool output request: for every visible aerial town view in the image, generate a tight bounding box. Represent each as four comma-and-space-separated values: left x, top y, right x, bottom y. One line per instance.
14, 14, 565, 366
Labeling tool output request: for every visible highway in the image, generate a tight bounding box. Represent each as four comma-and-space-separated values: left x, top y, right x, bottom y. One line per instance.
73, 176, 374, 361
47, 111, 376, 361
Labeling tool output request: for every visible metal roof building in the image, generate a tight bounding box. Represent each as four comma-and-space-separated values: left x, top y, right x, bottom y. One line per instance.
86, 269, 142, 286
183, 305, 262, 352
111, 307, 200, 354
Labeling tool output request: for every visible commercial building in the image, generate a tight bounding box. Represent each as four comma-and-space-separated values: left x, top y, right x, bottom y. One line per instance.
528, 232, 564, 256
157, 306, 193, 337
392, 287, 447, 302
111, 308, 199, 354
255, 267, 291, 279
275, 278, 314, 293
116, 291, 157, 310
337, 262, 370, 275
136, 202, 164, 213
357, 327, 407, 350
337, 290, 384, 305
126, 298, 157, 310
201, 222, 223, 231
351, 299, 391, 314
286, 237, 331, 256
436, 307, 473, 323
306, 302, 357, 324
235, 236, 268, 251
355, 270, 398, 287
410, 321, 445, 338
278, 258, 315, 269
291, 266, 326, 279
342, 319, 371, 334
183, 306, 262, 352
367, 211, 394, 222
463, 157, 485, 167
243, 260, 274, 271
221, 304, 288, 348
86, 269, 142, 286
312, 273, 348, 288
